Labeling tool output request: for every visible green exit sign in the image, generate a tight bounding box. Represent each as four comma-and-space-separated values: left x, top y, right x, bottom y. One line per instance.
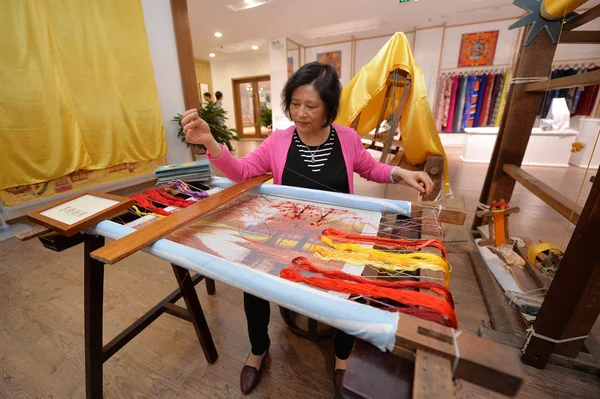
399, 0, 415, 3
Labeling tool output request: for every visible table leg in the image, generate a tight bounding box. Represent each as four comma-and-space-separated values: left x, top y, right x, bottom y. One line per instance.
84, 235, 105, 399
171, 264, 218, 364
205, 277, 216, 295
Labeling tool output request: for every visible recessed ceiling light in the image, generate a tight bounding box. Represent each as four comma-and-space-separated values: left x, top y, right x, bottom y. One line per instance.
251, 45, 259, 50
209, 53, 216, 57
228, 0, 275, 11
214, 32, 222, 37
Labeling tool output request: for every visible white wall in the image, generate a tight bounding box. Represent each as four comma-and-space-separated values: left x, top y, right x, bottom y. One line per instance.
210, 53, 271, 129
305, 42, 353, 86
141, 0, 192, 164
414, 27, 444, 109
555, 18, 600, 62
354, 32, 415, 74
272, 38, 294, 130
440, 20, 520, 71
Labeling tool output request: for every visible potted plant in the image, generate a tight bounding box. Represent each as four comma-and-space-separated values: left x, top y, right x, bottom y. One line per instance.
173, 102, 239, 154
255, 107, 272, 131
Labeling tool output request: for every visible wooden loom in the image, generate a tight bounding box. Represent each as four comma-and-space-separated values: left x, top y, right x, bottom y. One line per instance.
470, 3, 600, 374
349, 69, 446, 201
23, 176, 523, 398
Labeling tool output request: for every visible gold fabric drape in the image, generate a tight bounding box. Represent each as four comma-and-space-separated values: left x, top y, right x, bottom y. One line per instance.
335, 33, 449, 192
0, 0, 166, 191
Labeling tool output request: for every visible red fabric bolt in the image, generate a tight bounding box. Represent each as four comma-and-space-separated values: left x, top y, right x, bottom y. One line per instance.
322, 228, 447, 258
281, 257, 458, 328
129, 194, 171, 216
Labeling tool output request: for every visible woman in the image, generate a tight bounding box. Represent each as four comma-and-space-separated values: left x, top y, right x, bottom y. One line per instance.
181, 62, 433, 395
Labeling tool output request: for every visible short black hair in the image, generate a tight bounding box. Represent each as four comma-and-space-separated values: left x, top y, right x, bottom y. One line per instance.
203, 92, 211, 99
282, 61, 341, 127
215, 91, 223, 100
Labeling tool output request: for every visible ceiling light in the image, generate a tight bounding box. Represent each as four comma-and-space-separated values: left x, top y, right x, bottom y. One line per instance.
209, 53, 215, 57
251, 45, 259, 50
227, 0, 275, 11
214, 32, 222, 37
216, 39, 266, 53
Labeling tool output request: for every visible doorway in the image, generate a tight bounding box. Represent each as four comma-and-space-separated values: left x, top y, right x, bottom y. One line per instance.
232, 75, 272, 138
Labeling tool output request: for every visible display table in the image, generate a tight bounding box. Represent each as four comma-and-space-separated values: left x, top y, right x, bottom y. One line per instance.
569, 118, 600, 169
461, 127, 578, 167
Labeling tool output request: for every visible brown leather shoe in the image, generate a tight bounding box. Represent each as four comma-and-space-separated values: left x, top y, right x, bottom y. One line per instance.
333, 369, 346, 392
240, 351, 268, 395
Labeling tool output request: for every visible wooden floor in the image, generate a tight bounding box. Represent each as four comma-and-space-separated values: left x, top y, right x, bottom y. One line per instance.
0, 141, 598, 398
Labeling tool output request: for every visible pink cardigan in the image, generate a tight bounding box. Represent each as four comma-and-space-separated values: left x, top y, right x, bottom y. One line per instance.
206, 124, 394, 194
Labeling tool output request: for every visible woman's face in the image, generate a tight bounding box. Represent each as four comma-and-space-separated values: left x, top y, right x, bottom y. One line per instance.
289, 84, 327, 135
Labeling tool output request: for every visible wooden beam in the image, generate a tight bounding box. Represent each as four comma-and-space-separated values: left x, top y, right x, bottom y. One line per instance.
413, 351, 452, 399
413, 239, 453, 398
478, 327, 600, 376
394, 313, 523, 396
170, 0, 199, 110
423, 156, 444, 202
503, 164, 582, 224
522, 170, 600, 367
16, 225, 52, 241
583, 332, 600, 359
90, 174, 272, 264
526, 69, 600, 92
411, 201, 466, 226
467, 237, 516, 333
564, 4, 600, 31
547, 352, 600, 376
473, 26, 557, 228
560, 30, 600, 44
478, 327, 526, 348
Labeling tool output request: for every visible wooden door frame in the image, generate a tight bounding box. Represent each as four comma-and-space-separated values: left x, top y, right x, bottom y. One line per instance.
232, 75, 270, 138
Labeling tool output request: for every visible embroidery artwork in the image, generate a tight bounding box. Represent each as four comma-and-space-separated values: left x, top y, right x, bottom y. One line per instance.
458, 31, 499, 67
158, 193, 381, 276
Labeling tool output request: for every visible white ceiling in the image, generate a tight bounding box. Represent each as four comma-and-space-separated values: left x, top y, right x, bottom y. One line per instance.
187, 0, 600, 62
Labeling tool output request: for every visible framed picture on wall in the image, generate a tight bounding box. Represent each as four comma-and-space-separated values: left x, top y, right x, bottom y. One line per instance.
316, 51, 342, 79
458, 31, 499, 67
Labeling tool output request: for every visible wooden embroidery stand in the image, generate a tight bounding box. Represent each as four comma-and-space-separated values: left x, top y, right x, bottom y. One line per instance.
23, 176, 522, 398
348, 69, 445, 201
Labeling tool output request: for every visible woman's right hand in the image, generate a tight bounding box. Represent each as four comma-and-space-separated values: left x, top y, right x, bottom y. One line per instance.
181, 108, 214, 146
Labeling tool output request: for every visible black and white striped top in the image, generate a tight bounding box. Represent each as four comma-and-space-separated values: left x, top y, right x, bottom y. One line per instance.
293, 128, 336, 172
281, 125, 349, 193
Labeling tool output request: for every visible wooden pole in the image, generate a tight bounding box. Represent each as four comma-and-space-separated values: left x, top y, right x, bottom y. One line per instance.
171, 0, 199, 110
473, 26, 557, 228
522, 167, 600, 367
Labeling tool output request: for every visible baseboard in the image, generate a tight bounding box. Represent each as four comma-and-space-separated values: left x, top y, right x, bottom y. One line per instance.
569, 163, 600, 169
4, 173, 155, 221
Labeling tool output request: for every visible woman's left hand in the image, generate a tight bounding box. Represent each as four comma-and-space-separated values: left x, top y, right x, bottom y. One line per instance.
393, 168, 434, 196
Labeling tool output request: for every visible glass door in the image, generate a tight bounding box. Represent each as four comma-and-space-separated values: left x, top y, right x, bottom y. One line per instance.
233, 75, 271, 138
257, 80, 272, 137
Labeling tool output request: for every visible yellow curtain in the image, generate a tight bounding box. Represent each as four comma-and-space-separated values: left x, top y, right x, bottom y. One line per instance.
0, 0, 166, 191
335, 33, 449, 194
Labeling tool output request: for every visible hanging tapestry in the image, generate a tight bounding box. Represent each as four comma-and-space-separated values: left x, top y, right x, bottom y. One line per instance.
458, 31, 499, 67
317, 51, 342, 78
